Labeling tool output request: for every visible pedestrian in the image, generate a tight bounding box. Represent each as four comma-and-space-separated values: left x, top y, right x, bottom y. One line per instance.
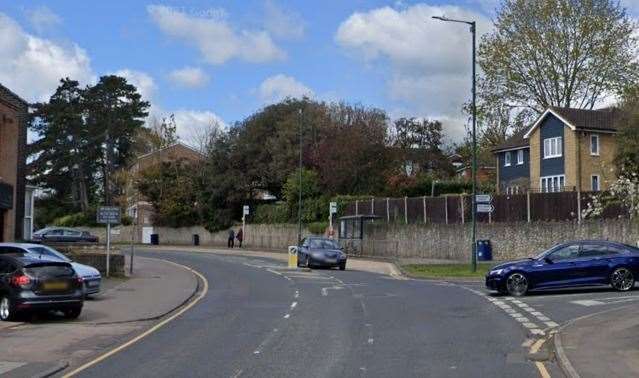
236, 227, 243, 248
227, 228, 235, 248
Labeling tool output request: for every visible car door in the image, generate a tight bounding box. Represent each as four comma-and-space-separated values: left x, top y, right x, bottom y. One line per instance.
576, 243, 613, 285
44, 229, 64, 242
63, 229, 82, 242
535, 244, 581, 289
298, 238, 308, 263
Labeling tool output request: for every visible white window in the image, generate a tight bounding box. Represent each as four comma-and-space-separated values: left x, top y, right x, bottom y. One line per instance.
543, 137, 563, 159
590, 134, 600, 156
517, 149, 524, 165
504, 152, 511, 166
540, 175, 566, 193
591, 175, 600, 191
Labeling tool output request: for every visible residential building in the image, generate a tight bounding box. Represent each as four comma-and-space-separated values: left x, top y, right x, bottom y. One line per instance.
127, 143, 205, 243
0, 83, 27, 242
456, 165, 496, 185
494, 107, 621, 194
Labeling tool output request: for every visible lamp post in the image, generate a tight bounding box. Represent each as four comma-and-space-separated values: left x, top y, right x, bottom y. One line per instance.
432, 15, 478, 272
297, 108, 303, 246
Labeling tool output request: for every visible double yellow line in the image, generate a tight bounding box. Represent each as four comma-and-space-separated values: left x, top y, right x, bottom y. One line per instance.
63, 260, 209, 377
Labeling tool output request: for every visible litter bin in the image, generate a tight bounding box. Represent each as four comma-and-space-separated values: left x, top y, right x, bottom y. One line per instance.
193, 234, 200, 246
476, 240, 492, 261
150, 234, 159, 245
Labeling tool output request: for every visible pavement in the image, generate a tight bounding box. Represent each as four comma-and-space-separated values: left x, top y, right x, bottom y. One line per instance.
73, 249, 546, 378
554, 302, 639, 378
0, 257, 199, 378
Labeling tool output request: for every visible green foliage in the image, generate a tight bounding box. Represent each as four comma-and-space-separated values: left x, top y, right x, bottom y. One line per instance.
53, 208, 98, 227
385, 174, 495, 197
615, 84, 639, 173
252, 203, 290, 224
137, 160, 202, 228
307, 221, 328, 235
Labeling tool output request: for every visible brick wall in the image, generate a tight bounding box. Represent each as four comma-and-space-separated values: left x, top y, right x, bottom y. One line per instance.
577, 132, 617, 191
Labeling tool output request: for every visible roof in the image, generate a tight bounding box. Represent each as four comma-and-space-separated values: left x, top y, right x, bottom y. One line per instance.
492, 128, 530, 153
523, 107, 622, 139
0, 82, 28, 110
135, 142, 204, 161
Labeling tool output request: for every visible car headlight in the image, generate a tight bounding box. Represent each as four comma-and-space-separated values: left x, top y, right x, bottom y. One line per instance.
490, 268, 505, 276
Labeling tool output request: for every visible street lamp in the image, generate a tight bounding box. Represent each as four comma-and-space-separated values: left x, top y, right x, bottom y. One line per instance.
432, 15, 478, 272
297, 108, 303, 246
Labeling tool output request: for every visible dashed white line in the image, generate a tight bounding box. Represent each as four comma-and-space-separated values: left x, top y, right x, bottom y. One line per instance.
283, 314, 290, 319
290, 302, 297, 309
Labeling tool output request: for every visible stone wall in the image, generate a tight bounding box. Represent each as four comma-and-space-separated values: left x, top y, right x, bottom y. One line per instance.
355, 219, 639, 261
79, 224, 313, 251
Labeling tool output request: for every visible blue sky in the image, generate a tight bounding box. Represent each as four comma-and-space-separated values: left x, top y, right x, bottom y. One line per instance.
1, 0, 638, 144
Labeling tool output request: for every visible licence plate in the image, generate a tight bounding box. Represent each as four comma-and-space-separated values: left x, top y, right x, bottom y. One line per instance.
87, 281, 99, 287
42, 282, 69, 291
326, 259, 337, 264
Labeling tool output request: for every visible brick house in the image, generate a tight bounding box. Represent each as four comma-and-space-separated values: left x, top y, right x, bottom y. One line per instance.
127, 143, 205, 243
0, 83, 28, 242
494, 107, 621, 194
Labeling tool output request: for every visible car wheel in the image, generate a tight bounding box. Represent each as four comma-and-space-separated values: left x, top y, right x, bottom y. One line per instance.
339, 262, 346, 271
610, 267, 635, 292
307, 256, 313, 269
505, 272, 528, 297
63, 307, 82, 320
0, 295, 17, 321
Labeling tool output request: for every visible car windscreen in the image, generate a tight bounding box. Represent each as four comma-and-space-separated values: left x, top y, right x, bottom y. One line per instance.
25, 264, 75, 278
309, 239, 341, 249
27, 247, 71, 262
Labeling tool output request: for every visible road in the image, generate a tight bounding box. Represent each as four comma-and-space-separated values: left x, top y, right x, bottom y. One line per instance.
72, 250, 542, 378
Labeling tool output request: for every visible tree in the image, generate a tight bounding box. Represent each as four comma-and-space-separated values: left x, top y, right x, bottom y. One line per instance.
615, 84, 639, 173
84, 75, 150, 205
479, 0, 638, 114
136, 159, 202, 227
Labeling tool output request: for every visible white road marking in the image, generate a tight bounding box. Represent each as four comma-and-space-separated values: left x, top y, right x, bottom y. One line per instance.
367, 338, 374, 344
283, 314, 290, 319
290, 302, 297, 309
544, 321, 559, 328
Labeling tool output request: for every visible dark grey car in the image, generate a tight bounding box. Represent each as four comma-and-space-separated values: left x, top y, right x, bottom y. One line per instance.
297, 237, 347, 270
32, 227, 99, 243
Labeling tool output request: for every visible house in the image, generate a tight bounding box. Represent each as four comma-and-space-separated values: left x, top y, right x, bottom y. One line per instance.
494, 107, 621, 194
127, 142, 205, 243
0, 83, 28, 242
456, 165, 496, 185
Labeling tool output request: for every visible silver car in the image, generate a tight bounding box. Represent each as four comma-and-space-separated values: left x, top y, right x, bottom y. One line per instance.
0, 243, 101, 297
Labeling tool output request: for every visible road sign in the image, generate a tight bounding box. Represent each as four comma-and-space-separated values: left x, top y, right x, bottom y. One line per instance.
97, 206, 121, 224
475, 194, 492, 203
243, 205, 250, 215
329, 202, 337, 214
477, 204, 495, 213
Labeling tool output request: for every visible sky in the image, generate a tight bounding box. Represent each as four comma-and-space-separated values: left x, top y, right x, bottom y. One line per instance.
1, 0, 638, 145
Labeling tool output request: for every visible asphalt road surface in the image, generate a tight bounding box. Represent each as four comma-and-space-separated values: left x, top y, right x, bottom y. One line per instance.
73, 251, 541, 378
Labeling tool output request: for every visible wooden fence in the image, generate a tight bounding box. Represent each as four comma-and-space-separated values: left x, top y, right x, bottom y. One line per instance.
344, 191, 628, 224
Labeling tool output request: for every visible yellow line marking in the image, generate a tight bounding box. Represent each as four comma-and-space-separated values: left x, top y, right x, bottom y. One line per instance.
530, 337, 551, 378
62, 260, 209, 377
535, 361, 551, 378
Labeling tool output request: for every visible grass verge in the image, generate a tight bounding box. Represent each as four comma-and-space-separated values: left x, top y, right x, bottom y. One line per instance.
402, 263, 493, 279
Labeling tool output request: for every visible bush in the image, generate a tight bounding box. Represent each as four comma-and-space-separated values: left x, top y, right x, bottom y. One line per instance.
52, 208, 98, 227
307, 221, 328, 235
253, 203, 289, 224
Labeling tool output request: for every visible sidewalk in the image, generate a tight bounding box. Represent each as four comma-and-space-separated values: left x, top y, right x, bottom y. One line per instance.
555, 303, 639, 378
137, 244, 405, 278
0, 256, 199, 378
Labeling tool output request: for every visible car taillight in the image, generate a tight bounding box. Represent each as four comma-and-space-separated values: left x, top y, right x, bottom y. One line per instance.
10, 274, 31, 287
77, 276, 84, 284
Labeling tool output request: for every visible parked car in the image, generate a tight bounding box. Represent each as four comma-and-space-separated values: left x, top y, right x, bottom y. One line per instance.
0, 243, 101, 297
0, 253, 84, 321
32, 227, 99, 243
486, 240, 639, 296
297, 237, 347, 270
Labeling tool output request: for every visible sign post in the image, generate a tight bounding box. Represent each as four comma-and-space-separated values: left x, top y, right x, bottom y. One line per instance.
97, 206, 121, 277
242, 205, 249, 247
329, 202, 337, 238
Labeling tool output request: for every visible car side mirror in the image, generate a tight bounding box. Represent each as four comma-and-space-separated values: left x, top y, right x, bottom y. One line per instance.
544, 257, 553, 264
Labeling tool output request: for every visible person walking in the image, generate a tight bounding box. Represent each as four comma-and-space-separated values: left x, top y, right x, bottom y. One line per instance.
227, 228, 235, 248
236, 227, 243, 248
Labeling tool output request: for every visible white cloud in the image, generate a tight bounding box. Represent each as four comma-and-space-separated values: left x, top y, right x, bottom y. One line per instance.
113, 69, 157, 103
147, 4, 285, 65
0, 12, 93, 102
336, 4, 490, 139
263, 1, 305, 40
26, 5, 62, 33
172, 109, 227, 144
168, 67, 210, 88
258, 74, 314, 103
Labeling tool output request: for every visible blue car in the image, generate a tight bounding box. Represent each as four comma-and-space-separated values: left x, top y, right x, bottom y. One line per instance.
486, 240, 639, 296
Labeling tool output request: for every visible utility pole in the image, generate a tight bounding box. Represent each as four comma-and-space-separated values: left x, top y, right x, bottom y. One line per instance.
297, 108, 303, 246
432, 16, 478, 272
